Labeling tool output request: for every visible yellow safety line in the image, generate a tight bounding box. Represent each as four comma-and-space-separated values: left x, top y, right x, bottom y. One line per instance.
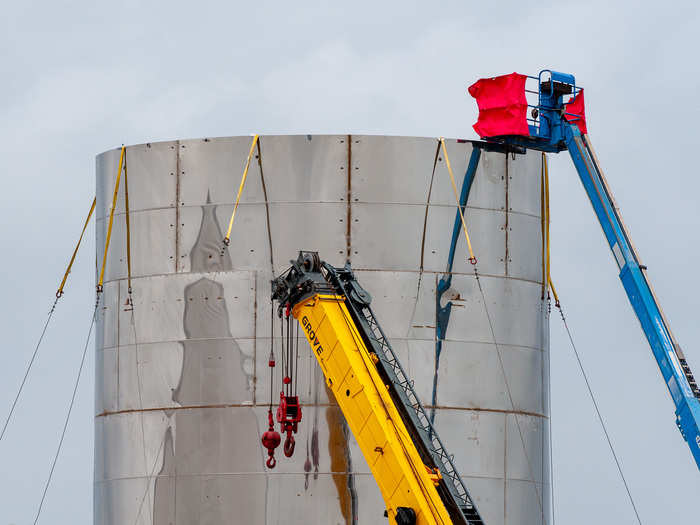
123, 148, 132, 295
223, 134, 259, 248
542, 153, 560, 305
56, 197, 96, 298
98, 146, 125, 292
440, 138, 476, 264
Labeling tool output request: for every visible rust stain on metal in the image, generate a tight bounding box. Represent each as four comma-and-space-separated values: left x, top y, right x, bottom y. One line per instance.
257, 138, 274, 273
326, 387, 356, 524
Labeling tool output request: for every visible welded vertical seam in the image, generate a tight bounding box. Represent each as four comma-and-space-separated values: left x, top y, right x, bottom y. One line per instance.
253, 271, 257, 405
116, 278, 121, 410
346, 135, 352, 262
504, 153, 510, 276
504, 411, 507, 523
432, 273, 439, 406
174, 140, 182, 273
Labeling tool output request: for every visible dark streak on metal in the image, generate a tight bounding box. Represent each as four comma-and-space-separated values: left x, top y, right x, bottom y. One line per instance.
346, 135, 352, 263
96, 403, 263, 418
419, 141, 441, 272
175, 140, 181, 272
409, 141, 442, 341
256, 139, 274, 273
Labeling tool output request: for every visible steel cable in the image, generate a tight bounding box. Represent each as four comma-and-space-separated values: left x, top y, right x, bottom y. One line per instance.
133, 430, 167, 524
2, 195, 96, 443
473, 267, 547, 524
556, 303, 643, 525
545, 299, 556, 525
0, 297, 59, 443
33, 298, 98, 524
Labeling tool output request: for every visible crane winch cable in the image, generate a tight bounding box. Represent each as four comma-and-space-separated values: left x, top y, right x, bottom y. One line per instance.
0, 196, 96, 443
222, 134, 259, 254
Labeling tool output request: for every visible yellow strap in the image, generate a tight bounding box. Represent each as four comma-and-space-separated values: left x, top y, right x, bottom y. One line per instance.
57, 197, 96, 297
440, 138, 476, 264
223, 135, 259, 247
98, 146, 125, 292
123, 148, 132, 294
542, 153, 560, 306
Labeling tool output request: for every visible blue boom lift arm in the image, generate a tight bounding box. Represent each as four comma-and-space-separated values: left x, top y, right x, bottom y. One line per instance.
473, 70, 700, 469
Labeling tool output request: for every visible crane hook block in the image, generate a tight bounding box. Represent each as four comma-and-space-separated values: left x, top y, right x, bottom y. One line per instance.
261, 409, 281, 469
276, 393, 302, 458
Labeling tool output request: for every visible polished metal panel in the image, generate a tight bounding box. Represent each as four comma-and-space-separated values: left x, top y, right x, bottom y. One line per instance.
95, 135, 551, 524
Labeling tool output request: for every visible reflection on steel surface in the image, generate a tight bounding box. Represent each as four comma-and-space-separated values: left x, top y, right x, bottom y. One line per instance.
154, 196, 263, 523
95, 135, 551, 525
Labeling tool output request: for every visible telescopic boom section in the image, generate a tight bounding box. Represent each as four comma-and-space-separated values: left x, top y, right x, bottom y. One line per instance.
470, 69, 700, 470
271, 252, 484, 525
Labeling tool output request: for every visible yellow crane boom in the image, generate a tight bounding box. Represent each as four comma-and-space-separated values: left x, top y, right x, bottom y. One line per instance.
270, 252, 484, 525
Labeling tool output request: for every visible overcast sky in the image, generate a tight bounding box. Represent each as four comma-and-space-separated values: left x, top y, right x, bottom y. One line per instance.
1, 1, 699, 523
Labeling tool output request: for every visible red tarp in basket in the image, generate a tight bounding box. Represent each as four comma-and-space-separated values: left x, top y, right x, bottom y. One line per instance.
468, 72, 529, 138
564, 89, 588, 135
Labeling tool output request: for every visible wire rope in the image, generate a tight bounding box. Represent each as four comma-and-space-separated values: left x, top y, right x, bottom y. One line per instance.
2, 196, 96, 443
33, 298, 98, 524
555, 303, 643, 525
473, 267, 547, 523
133, 430, 167, 524
0, 297, 58, 443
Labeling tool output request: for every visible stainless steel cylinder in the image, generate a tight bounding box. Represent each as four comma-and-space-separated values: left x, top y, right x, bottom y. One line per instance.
94, 135, 551, 524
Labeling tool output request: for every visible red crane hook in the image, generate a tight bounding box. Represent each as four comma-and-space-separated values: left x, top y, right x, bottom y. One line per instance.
261, 409, 281, 468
